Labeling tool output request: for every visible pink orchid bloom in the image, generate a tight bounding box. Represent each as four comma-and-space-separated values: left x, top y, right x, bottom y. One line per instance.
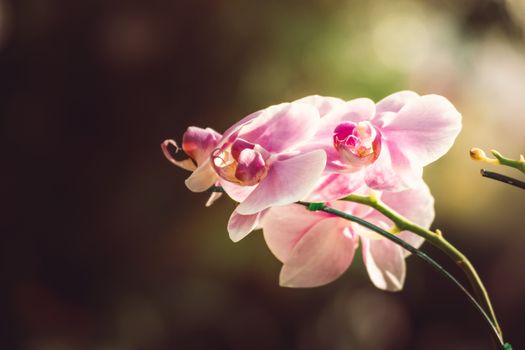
304, 91, 462, 192
161, 126, 223, 206
292, 95, 363, 202
261, 183, 435, 291
210, 102, 326, 242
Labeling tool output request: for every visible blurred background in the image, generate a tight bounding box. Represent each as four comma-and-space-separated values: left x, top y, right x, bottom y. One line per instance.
2, 0, 525, 349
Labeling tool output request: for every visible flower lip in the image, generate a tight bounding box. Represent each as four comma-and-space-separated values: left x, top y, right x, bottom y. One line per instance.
212, 139, 270, 186
231, 138, 256, 160
333, 121, 382, 168
235, 148, 268, 186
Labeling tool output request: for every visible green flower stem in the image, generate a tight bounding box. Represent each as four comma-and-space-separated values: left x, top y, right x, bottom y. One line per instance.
471, 148, 525, 175
341, 193, 503, 339
299, 201, 505, 349
206, 186, 508, 348
491, 150, 525, 175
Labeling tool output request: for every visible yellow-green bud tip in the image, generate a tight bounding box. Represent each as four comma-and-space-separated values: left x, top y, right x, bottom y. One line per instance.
470, 147, 500, 165
470, 147, 486, 161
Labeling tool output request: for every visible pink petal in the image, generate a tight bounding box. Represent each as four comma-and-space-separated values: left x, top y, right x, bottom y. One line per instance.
340, 186, 378, 217
361, 183, 434, 233
315, 98, 376, 140
184, 160, 218, 192
228, 209, 265, 242
381, 183, 434, 256
294, 140, 349, 172
364, 141, 423, 191
205, 191, 223, 207
219, 179, 256, 203
293, 95, 346, 116
236, 150, 327, 215
305, 172, 364, 202
375, 90, 419, 115
280, 218, 357, 288
349, 205, 390, 241
237, 102, 320, 153
182, 127, 221, 165
381, 182, 435, 229
397, 232, 425, 258
381, 94, 462, 167
161, 140, 197, 171
361, 237, 406, 291
262, 204, 328, 262
220, 110, 264, 148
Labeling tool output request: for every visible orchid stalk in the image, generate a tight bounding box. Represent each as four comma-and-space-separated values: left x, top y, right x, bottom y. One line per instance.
297, 200, 508, 350
479, 169, 525, 190
340, 192, 503, 338
208, 185, 509, 349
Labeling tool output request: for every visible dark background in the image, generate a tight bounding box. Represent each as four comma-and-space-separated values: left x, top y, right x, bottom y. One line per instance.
2, 0, 525, 349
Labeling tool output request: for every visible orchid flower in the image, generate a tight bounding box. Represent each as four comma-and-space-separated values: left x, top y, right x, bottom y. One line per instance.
303, 91, 462, 192
160, 92, 458, 240
210, 102, 327, 242
261, 183, 434, 291
161, 126, 222, 206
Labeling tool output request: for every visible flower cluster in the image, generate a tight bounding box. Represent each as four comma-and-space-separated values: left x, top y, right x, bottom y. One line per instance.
162, 91, 461, 291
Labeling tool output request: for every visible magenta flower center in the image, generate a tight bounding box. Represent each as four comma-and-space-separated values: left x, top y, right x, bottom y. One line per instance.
212, 138, 270, 186
333, 121, 381, 168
